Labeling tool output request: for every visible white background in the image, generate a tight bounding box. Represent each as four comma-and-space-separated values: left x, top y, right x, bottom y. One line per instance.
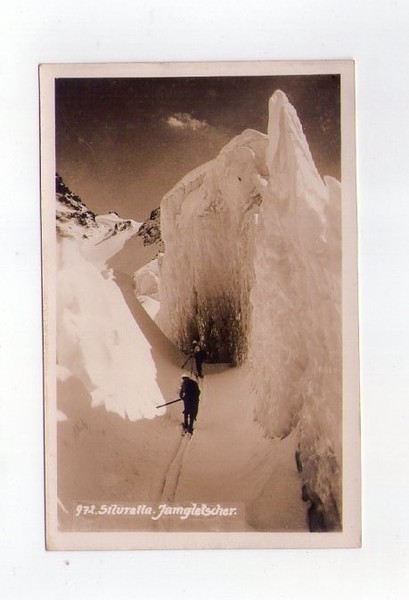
1, 1, 408, 597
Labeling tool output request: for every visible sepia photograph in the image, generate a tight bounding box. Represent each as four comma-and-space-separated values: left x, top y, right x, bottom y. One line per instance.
40, 61, 360, 550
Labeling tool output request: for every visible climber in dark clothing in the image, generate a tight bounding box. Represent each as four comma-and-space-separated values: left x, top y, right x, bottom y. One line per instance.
192, 339, 205, 378
180, 374, 200, 434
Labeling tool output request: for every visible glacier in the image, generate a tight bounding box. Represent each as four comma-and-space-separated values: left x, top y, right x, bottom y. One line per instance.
157, 90, 342, 529
55, 89, 342, 532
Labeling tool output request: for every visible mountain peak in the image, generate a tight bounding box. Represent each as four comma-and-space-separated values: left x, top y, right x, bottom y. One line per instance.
56, 174, 138, 240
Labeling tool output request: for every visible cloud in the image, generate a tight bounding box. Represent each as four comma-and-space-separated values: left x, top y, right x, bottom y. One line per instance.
166, 112, 208, 131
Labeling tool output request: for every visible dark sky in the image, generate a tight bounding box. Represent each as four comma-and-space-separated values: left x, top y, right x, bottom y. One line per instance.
55, 74, 340, 222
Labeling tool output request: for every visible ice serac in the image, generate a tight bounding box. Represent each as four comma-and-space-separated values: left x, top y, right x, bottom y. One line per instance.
158, 131, 268, 363
133, 257, 161, 321
158, 91, 342, 529
250, 91, 342, 529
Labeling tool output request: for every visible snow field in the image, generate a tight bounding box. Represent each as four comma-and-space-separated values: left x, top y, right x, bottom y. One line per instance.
57, 361, 308, 532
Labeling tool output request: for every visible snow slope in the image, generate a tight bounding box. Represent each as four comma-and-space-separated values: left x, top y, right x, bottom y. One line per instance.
56, 176, 165, 420
157, 91, 342, 529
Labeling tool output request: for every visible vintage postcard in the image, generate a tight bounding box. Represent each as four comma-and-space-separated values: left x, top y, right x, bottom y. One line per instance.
40, 61, 360, 550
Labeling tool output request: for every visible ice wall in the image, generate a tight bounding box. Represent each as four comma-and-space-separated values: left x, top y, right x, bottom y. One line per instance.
158, 131, 268, 363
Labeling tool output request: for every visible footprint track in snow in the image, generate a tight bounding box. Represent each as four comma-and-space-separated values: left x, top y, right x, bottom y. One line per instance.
158, 378, 205, 502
